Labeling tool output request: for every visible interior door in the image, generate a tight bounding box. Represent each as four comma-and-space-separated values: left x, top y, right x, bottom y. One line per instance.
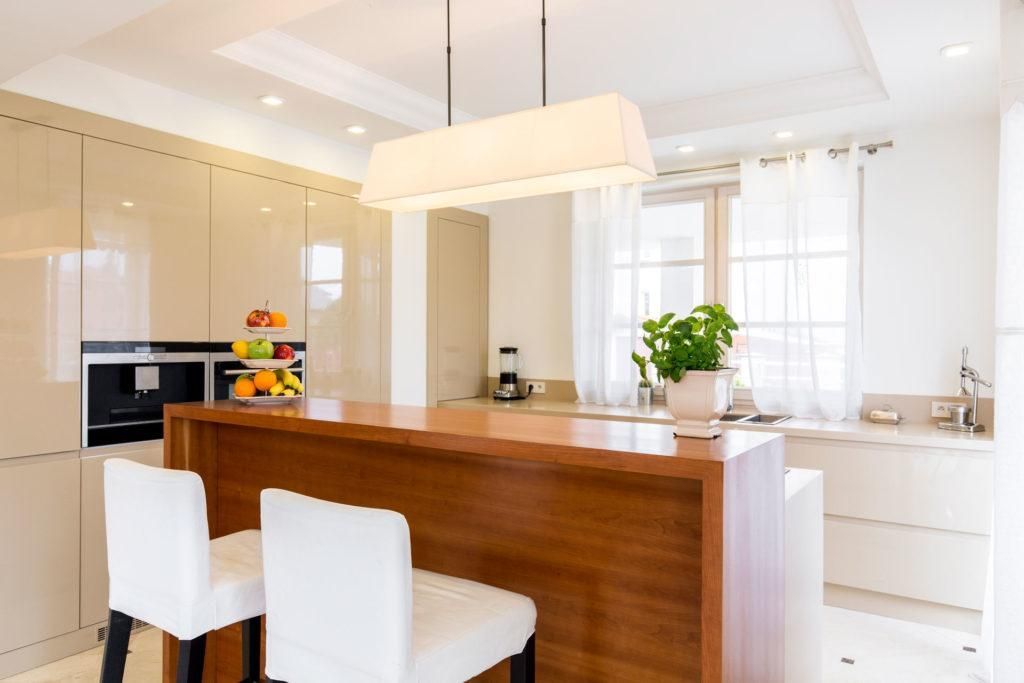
430, 210, 488, 402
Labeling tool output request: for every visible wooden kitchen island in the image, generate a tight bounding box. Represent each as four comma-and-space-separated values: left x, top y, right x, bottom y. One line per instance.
163, 399, 785, 683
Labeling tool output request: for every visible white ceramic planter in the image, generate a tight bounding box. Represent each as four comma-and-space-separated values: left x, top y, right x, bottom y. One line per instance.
663, 368, 738, 438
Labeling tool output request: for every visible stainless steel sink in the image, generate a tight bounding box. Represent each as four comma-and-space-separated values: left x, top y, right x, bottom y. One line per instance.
721, 413, 792, 426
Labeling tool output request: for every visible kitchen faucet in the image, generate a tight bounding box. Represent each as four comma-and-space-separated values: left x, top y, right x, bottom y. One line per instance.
940, 346, 991, 433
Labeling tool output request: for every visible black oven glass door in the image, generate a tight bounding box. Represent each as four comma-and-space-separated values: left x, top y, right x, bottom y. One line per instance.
86, 361, 205, 447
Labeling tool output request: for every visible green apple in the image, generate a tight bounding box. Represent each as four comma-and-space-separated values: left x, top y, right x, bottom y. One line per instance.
248, 339, 274, 360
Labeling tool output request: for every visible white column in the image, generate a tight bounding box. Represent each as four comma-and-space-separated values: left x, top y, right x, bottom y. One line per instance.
991, 1, 1024, 673
390, 211, 429, 406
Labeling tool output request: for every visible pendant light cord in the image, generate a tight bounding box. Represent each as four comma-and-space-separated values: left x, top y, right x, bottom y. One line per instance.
446, 0, 452, 126
541, 0, 547, 106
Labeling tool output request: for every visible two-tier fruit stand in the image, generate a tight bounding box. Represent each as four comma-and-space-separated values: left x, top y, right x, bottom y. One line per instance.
234, 325, 303, 405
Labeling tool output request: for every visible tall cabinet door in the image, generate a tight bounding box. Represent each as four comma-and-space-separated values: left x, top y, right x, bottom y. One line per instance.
306, 190, 387, 402
0, 117, 81, 460
211, 168, 305, 342
82, 138, 210, 341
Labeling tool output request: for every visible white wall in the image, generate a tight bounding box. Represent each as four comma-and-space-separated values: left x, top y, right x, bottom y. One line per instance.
487, 193, 574, 381
390, 212, 429, 406
487, 118, 1000, 398
862, 117, 998, 396
1, 55, 369, 181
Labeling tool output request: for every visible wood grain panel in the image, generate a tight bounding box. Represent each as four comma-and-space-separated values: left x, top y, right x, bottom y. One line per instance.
163, 400, 785, 682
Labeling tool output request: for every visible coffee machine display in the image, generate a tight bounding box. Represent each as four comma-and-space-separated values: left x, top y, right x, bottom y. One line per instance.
493, 346, 528, 400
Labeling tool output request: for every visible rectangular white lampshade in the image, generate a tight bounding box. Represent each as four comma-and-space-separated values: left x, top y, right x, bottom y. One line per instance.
358, 92, 656, 212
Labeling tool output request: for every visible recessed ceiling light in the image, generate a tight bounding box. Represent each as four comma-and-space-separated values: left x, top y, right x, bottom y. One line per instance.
676, 144, 696, 153
939, 42, 972, 58
120, 201, 134, 208
259, 95, 285, 107
259, 207, 272, 213
304, 201, 317, 207
774, 130, 794, 139
346, 125, 367, 135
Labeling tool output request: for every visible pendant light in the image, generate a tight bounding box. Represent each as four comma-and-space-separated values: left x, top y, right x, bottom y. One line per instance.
359, 1, 656, 212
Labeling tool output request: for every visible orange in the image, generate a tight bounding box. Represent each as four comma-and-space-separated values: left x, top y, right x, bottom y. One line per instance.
269, 311, 288, 328
253, 370, 277, 392
234, 375, 256, 398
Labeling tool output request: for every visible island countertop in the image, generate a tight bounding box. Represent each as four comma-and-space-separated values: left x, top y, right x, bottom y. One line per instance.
163, 399, 786, 683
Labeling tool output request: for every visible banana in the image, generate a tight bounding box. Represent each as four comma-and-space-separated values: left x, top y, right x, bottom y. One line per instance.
268, 382, 285, 396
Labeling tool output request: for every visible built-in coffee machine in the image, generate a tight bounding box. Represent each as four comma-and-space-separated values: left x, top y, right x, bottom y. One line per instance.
82, 342, 209, 447
493, 346, 526, 400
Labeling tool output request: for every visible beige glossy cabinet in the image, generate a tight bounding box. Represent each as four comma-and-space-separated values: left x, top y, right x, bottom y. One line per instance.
79, 442, 163, 628
0, 117, 81, 460
306, 190, 388, 402
83, 138, 210, 341
211, 168, 306, 342
0, 453, 80, 652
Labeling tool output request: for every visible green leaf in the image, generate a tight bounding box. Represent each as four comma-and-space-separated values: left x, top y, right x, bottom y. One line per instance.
721, 328, 733, 346
642, 336, 657, 351
670, 367, 682, 383
713, 303, 725, 313
693, 304, 716, 316
641, 319, 658, 334
657, 312, 676, 328
722, 314, 739, 331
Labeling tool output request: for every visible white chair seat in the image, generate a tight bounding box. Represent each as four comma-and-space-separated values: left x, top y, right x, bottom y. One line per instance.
412, 569, 537, 683
210, 529, 266, 630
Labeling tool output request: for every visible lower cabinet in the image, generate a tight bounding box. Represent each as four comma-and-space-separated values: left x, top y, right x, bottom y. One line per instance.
0, 453, 80, 653
79, 442, 163, 628
785, 436, 993, 620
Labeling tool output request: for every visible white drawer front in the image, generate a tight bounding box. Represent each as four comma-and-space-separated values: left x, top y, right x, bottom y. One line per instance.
825, 516, 989, 610
786, 438, 992, 534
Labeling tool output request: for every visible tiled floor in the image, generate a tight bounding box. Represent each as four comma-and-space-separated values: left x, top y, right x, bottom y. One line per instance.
3, 607, 989, 682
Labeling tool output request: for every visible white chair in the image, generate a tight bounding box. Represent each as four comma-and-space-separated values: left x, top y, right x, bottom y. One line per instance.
260, 488, 537, 683
99, 458, 266, 683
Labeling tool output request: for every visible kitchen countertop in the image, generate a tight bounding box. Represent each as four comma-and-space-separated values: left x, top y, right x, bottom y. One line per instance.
438, 396, 995, 452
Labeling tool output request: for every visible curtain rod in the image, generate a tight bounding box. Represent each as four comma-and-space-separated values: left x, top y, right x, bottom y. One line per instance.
656, 140, 894, 178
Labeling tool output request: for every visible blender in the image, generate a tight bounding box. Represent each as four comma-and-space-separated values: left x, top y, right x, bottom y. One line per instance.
493, 347, 525, 400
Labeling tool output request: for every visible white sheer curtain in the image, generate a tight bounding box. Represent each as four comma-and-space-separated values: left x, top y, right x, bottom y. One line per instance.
736, 147, 863, 420
571, 184, 641, 405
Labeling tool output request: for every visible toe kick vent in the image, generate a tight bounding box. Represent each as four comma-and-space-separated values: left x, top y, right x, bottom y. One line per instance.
97, 618, 148, 642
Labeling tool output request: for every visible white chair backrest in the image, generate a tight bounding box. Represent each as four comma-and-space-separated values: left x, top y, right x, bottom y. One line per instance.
103, 458, 212, 639
260, 489, 415, 682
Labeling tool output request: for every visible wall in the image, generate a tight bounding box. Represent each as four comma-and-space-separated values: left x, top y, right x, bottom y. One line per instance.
487, 193, 574, 381
390, 211, 428, 406
862, 117, 998, 396
1, 55, 369, 182
487, 118, 1000, 398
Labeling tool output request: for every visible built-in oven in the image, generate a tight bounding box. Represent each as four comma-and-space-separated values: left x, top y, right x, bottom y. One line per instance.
210, 343, 305, 400
82, 342, 209, 448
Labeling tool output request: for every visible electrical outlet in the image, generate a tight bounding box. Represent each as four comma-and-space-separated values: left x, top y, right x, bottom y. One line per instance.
528, 381, 546, 394
931, 401, 967, 418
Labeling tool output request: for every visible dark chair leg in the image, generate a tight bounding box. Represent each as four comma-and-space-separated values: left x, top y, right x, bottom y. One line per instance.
99, 609, 133, 683
176, 633, 207, 683
509, 634, 536, 683
241, 615, 262, 682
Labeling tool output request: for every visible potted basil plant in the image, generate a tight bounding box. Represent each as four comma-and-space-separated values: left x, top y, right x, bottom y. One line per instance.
641, 304, 739, 438
630, 351, 653, 406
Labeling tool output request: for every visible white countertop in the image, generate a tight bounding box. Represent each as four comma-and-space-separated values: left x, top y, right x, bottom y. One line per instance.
438, 397, 994, 452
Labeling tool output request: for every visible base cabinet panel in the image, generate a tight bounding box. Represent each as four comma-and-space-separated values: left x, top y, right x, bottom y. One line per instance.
0, 454, 80, 653
824, 516, 989, 610
80, 443, 164, 628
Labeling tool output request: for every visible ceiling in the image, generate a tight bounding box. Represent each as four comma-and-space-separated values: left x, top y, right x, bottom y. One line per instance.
0, 0, 1003, 171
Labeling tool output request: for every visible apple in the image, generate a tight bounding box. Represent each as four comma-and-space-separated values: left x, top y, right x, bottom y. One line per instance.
273, 344, 295, 360
246, 303, 271, 328
248, 339, 274, 360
